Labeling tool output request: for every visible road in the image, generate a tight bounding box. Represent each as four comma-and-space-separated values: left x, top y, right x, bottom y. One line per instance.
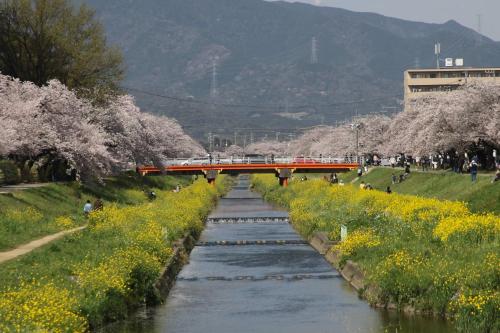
101, 175, 453, 333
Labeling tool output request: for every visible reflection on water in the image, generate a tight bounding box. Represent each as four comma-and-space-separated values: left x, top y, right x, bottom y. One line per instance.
99, 176, 454, 333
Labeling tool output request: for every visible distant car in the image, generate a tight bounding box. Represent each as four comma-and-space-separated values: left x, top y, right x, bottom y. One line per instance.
181, 158, 210, 166
380, 158, 392, 166
293, 157, 317, 164
244, 154, 267, 164
274, 157, 291, 164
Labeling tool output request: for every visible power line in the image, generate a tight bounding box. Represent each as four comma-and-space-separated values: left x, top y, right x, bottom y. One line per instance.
122, 86, 402, 110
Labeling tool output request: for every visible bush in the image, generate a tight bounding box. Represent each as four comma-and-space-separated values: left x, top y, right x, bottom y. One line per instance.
0, 160, 20, 185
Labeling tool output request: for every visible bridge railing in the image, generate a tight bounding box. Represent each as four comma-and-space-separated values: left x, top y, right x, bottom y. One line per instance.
157, 156, 361, 166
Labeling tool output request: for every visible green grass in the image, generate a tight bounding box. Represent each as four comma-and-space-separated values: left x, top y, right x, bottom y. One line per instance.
0, 173, 192, 250
352, 167, 500, 214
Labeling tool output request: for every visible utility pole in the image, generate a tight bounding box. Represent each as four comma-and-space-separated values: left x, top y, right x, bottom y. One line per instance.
210, 60, 218, 98
208, 132, 213, 153
250, 132, 254, 145
435, 42, 441, 69
234, 131, 237, 146
311, 36, 318, 64
351, 109, 361, 164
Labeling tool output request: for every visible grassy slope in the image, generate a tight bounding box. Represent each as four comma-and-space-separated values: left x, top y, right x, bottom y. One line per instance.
0, 177, 231, 330
351, 167, 500, 214
0, 173, 191, 250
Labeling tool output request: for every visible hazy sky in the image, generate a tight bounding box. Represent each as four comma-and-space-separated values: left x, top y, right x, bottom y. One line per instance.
280, 0, 500, 41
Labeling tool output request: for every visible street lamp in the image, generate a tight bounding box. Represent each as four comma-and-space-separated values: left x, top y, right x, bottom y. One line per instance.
350, 122, 362, 164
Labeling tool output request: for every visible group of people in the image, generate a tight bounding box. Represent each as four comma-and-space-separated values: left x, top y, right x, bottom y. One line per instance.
359, 181, 373, 190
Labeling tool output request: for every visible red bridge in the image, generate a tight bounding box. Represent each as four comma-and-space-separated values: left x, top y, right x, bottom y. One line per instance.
137, 162, 358, 186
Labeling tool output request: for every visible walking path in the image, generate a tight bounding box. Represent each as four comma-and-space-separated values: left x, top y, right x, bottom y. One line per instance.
350, 166, 374, 183
0, 183, 52, 194
0, 226, 87, 264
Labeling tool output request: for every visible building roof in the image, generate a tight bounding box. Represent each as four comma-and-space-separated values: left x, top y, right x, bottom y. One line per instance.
406, 67, 500, 72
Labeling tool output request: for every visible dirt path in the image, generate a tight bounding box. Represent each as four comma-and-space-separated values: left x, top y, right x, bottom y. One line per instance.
0, 226, 87, 264
350, 166, 374, 184
0, 183, 53, 194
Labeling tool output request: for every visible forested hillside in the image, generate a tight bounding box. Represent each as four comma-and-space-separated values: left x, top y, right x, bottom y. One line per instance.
80, 0, 500, 140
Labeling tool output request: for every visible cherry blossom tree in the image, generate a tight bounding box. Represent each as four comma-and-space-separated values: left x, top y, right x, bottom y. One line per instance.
380, 83, 500, 156
0, 75, 112, 180
245, 141, 289, 156
222, 145, 244, 157
0, 73, 205, 181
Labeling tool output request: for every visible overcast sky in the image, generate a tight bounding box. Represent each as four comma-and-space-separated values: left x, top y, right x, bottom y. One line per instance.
279, 0, 500, 41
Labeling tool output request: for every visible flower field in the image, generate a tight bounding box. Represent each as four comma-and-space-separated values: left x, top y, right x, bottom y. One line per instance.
0, 178, 229, 332
252, 175, 499, 332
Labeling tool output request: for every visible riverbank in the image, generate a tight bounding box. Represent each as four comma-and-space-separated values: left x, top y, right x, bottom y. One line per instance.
0, 176, 232, 332
350, 167, 500, 214
0, 173, 192, 250
252, 175, 499, 332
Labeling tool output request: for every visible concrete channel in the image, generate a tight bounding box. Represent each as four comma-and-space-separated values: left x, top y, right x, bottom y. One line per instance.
101, 175, 453, 333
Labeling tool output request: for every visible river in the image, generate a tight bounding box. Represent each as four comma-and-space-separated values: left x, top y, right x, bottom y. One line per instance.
101, 175, 454, 333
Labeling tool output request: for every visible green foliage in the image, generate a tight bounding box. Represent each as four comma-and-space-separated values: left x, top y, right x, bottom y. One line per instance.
0, 0, 123, 100
0, 159, 20, 185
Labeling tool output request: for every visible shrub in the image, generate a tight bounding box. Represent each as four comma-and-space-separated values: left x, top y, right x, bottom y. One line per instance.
0, 160, 20, 185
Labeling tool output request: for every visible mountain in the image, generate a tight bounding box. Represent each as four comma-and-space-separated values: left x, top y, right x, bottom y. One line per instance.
79, 0, 500, 142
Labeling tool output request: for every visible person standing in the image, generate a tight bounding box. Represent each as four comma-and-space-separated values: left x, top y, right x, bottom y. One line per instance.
83, 200, 92, 217
386, 186, 392, 194
470, 159, 478, 182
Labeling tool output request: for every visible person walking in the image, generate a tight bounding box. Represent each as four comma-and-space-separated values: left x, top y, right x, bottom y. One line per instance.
470, 159, 478, 182
405, 162, 411, 174
83, 200, 92, 217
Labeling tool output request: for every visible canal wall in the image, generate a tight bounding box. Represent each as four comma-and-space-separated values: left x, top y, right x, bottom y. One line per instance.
153, 231, 199, 301
309, 232, 436, 316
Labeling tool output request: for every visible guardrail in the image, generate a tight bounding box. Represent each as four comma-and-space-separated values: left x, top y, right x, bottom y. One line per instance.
154, 156, 361, 167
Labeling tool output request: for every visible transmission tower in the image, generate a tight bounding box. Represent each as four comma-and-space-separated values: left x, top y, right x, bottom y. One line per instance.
311, 37, 318, 64
477, 14, 483, 45
434, 42, 441, 69
210, 60, 218, 98
208, 132, 213, 153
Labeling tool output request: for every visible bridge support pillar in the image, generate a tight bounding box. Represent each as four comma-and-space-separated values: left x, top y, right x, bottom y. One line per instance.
279, 177, 289, 187
206, 169, 219, 186
278, 168, 292, 187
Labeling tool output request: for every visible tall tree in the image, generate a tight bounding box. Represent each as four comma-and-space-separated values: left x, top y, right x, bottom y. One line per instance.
0, 0, 123, 100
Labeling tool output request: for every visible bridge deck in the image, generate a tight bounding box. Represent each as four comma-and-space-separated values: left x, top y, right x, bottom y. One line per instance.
138, 163, 358, 176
